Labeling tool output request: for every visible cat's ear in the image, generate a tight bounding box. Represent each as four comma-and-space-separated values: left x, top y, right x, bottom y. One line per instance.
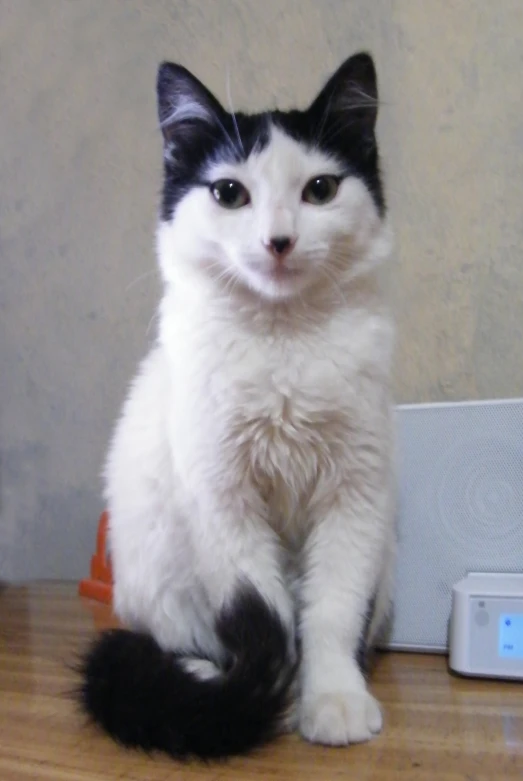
309, 52, 378, 134
156, 62, 224, 144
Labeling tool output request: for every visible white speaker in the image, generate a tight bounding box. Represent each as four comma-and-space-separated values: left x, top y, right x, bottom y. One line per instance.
388, 398, 523, 652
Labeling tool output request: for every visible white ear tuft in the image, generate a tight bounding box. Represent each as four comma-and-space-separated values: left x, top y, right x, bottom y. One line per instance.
157, 62, 224, 143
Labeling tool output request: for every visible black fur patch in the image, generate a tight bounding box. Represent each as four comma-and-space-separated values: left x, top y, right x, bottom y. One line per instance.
157, 53, 384, 221
159, 111, 271, 222
78, 587, 296, 760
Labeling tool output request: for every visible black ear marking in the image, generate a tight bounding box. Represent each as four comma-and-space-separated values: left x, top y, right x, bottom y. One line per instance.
156, 62, 225, 144
155, 63, 271, 221
310, 52, 379, 134
156, 53, 385, 221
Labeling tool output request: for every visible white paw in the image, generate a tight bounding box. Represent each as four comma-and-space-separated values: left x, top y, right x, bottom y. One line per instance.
299, 690, 383, 746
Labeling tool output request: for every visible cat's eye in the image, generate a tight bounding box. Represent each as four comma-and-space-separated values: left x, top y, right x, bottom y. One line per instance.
210, 179, 250, 209
302, 175, 340, 205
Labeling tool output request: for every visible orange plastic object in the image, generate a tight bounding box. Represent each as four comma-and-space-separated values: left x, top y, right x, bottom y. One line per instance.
78, 510, 114, 604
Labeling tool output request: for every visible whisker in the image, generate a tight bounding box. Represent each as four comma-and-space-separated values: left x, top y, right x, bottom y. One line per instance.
204, 259, 238, 289
125, 269, 157, 293
213, 114, 238, 157
221, 270, 243, 317
146, 310, 158, 338
315, 89, 336, 146
226, 68, 245, 158
319, 264, 349, 309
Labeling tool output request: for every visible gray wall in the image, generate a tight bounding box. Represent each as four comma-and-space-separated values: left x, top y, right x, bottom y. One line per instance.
1, 0, 523, 581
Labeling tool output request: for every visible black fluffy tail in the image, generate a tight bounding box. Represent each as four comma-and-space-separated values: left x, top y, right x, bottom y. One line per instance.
78, 587, 296, 760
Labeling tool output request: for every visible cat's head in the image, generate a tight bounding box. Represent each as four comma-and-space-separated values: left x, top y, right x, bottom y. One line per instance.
156, 53, 389, 302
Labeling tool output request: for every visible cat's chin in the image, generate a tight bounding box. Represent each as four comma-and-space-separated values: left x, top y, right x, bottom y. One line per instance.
239, 267, 310, 302
248, 275, 308, 302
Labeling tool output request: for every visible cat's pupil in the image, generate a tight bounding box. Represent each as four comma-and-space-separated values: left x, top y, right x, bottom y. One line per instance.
221, 182, 239, 203
310, 178, 330, 200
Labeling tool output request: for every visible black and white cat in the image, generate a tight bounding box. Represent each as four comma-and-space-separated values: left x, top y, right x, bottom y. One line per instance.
80, 52, 396, 761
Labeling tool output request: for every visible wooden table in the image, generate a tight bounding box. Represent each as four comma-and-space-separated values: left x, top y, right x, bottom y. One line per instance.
0, 583, 521, 779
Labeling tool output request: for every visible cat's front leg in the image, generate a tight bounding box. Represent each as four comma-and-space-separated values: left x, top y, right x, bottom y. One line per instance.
299, 486, 393, 746
193, 490, 297, 654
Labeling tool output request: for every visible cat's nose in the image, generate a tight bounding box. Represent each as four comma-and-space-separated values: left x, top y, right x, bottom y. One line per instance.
264, 236, 295, 259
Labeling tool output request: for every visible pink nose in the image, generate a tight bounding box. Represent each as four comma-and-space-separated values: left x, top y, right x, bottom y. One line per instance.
264, 236, 295, 260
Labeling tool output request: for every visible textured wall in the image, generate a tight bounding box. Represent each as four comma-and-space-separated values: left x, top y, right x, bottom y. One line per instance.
1, 1, 522, 581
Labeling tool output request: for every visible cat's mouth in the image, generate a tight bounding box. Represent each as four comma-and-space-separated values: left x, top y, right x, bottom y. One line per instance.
243, 259, 307, 297
262, 265, 303, 281
268, 266, 301, 278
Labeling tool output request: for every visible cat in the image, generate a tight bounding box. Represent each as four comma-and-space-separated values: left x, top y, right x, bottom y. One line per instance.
79, 51, 396, 761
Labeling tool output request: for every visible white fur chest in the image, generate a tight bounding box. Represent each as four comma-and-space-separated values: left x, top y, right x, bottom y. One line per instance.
161, 297, 388, 543
228, 340, 350, 537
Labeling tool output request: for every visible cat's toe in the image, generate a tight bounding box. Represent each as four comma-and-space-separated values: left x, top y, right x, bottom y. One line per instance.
365, 692, 383, 734
299, 690, 382, 746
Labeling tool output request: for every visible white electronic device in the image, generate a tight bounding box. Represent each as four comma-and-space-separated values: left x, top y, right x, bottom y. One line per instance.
386, 398, 523, 653
449, 572, 523, 680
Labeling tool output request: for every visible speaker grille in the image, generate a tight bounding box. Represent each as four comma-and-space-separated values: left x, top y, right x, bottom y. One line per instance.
389, 399, 523, 652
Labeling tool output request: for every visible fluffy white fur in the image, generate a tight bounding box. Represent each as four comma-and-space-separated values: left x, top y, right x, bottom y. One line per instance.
105, 124, 396, 746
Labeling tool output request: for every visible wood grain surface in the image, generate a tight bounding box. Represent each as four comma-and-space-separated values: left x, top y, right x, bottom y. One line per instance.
0, 583, 521, 780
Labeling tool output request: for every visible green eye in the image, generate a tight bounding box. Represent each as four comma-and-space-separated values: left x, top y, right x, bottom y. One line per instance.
210, 179, 250, 209
302, 175, 340, 205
